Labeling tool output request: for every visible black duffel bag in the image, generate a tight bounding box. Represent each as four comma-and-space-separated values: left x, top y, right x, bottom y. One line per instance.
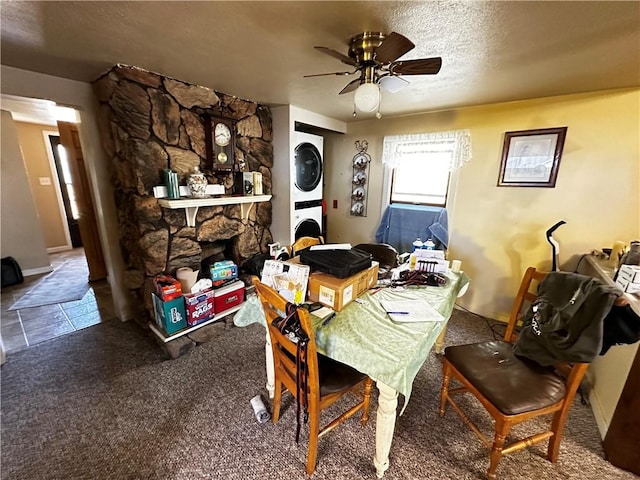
1, 256, 24, 288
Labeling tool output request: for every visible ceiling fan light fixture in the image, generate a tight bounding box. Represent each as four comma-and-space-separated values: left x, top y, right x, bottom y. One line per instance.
354, 82, 380, 113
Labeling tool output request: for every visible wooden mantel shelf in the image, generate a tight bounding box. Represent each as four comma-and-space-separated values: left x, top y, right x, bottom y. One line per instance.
158, 194, 272, 226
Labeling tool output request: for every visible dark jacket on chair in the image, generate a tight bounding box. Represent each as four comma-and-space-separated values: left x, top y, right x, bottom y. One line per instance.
513, 272, 621, 366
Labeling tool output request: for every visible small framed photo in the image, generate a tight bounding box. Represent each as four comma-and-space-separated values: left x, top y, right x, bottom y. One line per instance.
497, 127, 568, 187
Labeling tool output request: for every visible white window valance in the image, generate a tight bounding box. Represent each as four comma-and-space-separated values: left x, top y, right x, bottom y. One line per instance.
382, 129, 472, 170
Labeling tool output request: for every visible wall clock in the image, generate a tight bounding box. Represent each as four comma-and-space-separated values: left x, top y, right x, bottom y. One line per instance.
205, 115, 236, 172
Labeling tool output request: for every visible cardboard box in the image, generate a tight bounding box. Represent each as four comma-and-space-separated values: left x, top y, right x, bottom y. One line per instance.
152, 293, 187, 335
153, 274, 182, 301
184, 289, 216, 326
618, 264, 640, 284
307, 262, 379, 311
214, 280, 245, 314
262, 258, 310, 304
210, 261, 238, 282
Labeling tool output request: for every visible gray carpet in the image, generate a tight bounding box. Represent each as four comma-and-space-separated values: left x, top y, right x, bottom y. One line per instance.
1, 309, 636, 480
9, 258, 90, 310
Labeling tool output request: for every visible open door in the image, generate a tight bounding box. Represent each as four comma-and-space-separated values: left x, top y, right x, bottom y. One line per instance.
57, 121, 107, 281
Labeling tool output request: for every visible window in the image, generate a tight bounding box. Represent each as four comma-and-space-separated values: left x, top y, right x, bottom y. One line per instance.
56, 143, 80, 220
390, 147, 452, 206
382, 130, 472, 209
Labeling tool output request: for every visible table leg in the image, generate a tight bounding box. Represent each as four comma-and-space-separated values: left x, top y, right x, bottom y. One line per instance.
374, 381, 398, 478
265, 329, 275, 398
434, 324, 448, 354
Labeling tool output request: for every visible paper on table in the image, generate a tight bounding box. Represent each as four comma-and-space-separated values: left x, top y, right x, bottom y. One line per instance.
379, 299, 445, 323
309, 243, 352, 251
311, 306, 335, 321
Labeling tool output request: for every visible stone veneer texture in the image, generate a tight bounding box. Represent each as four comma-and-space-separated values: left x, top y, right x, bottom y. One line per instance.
92, 65, 273, 320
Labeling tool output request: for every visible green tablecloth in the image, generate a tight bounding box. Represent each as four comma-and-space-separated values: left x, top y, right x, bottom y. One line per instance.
234, 270, 470, 411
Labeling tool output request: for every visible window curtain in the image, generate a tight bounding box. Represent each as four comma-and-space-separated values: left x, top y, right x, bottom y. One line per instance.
381, 129, 472, 170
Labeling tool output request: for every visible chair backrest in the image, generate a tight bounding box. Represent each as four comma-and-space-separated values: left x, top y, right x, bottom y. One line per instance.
254, 280, 320, 396
504, 267, 590, 384
504, 267, 547, 342
291, 236, 325, 257
353, 243, 399, 269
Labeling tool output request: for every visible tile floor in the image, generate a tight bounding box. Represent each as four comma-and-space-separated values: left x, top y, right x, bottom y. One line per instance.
1, 248, 116, 355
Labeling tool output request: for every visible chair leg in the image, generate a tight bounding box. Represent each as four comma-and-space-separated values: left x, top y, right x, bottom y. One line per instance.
439, 361, 452, 416
306, 403, 320, 476
487, 419, 511, 480
361, 378, 373, 425
272, 379, 282, 423
547, 406, 570, 462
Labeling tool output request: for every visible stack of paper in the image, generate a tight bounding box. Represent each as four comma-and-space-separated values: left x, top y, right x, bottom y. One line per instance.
261, 260, 310, 304
379, 300, 444, 323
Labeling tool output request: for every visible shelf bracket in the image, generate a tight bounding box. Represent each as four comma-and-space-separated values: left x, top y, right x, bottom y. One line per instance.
185, 207, 199, 227
240, 203, 255, 221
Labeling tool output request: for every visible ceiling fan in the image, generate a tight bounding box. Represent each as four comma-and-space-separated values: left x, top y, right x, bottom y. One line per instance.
305, 31, 442, 113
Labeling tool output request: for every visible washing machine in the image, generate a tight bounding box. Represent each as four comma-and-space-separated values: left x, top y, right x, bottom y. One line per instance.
292, 131, 323, 203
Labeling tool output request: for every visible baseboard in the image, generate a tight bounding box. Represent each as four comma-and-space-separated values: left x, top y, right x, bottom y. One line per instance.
47, 246, 73, 253
588, 381, 609, 439
22, 265, 54, 277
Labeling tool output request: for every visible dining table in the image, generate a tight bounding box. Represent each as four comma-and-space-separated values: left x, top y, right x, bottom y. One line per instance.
234, 268, 470, 478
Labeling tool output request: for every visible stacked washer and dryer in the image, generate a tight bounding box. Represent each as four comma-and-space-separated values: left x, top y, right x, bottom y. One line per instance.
291, 131, 324, 240
271, 106, 346, 247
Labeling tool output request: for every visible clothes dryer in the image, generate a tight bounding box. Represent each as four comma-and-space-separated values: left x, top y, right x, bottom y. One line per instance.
293, 201, 323, 240
292, 132, 323, 202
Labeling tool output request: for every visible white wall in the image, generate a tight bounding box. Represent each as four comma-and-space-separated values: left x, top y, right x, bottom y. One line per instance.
1, 66, 133, 320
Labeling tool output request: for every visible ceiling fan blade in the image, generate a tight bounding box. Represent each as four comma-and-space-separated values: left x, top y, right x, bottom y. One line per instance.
375, 32, 415, 64
389, 57, 442, 75
378, 75, 410, 93
314, 46, 358, 66
304, 71, 354, 78
339, 78, 360, 95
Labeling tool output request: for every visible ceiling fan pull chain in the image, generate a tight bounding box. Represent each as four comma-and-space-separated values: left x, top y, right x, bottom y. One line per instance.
352, 103, 357, 118
376, 102, 382, 119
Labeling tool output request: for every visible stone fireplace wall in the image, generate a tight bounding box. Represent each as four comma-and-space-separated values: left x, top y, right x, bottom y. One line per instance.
92, 65, 273, 321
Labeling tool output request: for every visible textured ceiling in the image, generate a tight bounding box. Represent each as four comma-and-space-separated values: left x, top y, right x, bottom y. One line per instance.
1, 1, 639, 122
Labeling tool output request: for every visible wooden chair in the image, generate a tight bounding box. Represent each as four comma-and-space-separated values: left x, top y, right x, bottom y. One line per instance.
439, 267, 590, 479
254, 280, 373, 475
291, 236, 324, 257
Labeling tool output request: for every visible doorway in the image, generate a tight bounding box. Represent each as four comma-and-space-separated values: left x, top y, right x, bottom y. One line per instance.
48, 134, 83, 248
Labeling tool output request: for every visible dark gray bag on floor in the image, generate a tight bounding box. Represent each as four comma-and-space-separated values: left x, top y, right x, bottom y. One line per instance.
1, 257, 24, 288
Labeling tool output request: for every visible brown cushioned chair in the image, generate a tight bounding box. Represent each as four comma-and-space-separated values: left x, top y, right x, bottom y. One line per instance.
353, 243, 399, 279
254, 280, 373, 475
439, 267, 590, 479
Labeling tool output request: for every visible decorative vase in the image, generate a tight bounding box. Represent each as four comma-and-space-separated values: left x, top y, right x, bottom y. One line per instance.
187, 166, 207, 198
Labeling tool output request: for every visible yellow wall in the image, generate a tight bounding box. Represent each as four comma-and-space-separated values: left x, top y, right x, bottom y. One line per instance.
14, 122, 69, 249
325, 88, 640, 320
1, 111, 51, 272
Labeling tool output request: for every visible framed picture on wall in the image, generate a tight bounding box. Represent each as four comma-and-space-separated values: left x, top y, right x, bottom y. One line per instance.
497, 127, 568, 187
